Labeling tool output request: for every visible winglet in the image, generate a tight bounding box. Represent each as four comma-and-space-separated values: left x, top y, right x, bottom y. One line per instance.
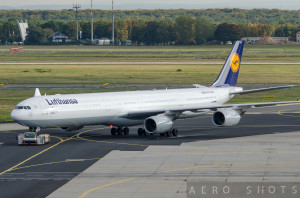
34, 88, 41, 97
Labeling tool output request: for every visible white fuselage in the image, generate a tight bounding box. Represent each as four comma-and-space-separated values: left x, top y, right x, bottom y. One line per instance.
11, 87, 239, 129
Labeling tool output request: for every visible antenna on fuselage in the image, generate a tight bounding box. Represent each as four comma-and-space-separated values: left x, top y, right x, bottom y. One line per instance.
34, 88, 41, 97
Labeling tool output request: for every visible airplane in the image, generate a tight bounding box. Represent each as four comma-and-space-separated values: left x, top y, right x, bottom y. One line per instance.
11, 41, 299, 137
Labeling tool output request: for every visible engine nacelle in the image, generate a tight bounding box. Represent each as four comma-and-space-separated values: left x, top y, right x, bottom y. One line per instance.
212, 109, 241, 127
144, 115, 173, 133
60, 126, 84, 132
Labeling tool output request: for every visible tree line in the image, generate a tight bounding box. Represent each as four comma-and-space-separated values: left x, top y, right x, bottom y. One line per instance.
1, 16, 299, 45
0, 9, 299, 25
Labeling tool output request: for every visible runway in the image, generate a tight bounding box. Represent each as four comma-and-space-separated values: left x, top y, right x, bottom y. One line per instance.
1, 105, 300, 198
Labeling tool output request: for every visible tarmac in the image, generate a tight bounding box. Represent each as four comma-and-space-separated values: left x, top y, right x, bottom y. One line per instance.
48, 123, 300, 197
1, 105, 300, 198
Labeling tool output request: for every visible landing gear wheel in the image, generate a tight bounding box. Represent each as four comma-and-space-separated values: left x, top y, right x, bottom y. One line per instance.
117, 127, 122, 135
160, 133, 165, 137
166, 130, 172, 137
123, 127, 129, 135
138, 128, 144, 136
172, 128, 178, 136
143, 130, 148, 136
111, 128, 117, 135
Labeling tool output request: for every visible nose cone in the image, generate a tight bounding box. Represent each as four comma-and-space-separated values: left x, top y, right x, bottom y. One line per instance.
11, 109, 24, 122
11, 109, 18, 121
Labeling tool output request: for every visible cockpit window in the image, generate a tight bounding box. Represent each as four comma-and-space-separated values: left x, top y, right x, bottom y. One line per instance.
15, 106, 31, 110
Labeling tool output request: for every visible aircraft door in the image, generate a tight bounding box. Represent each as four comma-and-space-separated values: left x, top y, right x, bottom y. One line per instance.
40, 102, 49, 116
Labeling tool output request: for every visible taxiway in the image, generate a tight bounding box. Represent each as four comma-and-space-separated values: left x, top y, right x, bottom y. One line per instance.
0, 105, 300, 198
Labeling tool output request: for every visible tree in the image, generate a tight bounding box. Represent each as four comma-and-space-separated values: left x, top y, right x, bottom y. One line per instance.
175, 16, 195, 45
194, 17, 215, 44
143, 21, 159, 45
214, 23, 242, 43
125, 19, 133, 40
60, 22, 76, 40
0, 21, 20, 44
156, 20, 175, 45
25, 26, 47, 44
94, 20, 110, 39
115, 20, 129, 42
131, 20, 147, 44
41, 20, 64, 32
257, 24, 275, 37
80, 21, 91, 39
274, 24, 298, 37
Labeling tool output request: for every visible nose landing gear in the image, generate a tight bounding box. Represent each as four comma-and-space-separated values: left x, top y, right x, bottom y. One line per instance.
29, 127, 41, 133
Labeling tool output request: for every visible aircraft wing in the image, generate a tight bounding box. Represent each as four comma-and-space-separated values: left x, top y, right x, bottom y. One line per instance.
230, 85, 296, 95
119, 110, 166, 119
119, 101, 300, 120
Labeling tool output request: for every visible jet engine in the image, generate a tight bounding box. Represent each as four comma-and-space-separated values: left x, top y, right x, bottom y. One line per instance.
144, 115, 173, 133
212, 109, 241, 127
60, 126, 84, 132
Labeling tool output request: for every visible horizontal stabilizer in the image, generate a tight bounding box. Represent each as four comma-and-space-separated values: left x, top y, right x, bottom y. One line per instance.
230, 85, 296, 95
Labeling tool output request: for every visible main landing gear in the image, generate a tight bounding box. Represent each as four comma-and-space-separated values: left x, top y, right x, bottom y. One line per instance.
137, 128, 146, 136
111, 127, 130, 136
110, 127, 179, 137
138, 128, 179, 137
159, 128, 179, 137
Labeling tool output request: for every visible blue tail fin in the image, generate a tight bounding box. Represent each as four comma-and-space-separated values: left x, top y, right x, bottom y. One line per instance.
211, 41, 245, 87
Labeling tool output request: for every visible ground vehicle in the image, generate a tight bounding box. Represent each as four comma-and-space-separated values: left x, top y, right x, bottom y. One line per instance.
17, 132, 50, 145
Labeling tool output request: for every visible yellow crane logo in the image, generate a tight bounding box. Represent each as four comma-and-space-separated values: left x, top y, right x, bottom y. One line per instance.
231, 53, 240, 73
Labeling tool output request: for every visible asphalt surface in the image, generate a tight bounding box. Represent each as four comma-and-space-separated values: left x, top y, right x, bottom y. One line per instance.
1, 105, 300, 198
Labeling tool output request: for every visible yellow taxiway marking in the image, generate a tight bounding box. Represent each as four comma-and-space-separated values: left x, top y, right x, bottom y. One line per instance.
11, 157, 102, 171
11, 147, 300, 172
76, 135, 149, 147
0, 129, 96, 175
79, 178, 135, 198
278, 109, 300, 118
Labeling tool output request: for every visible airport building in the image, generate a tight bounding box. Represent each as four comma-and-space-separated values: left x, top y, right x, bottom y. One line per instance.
241, 37, 289, 44
47, 32, 72, 43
